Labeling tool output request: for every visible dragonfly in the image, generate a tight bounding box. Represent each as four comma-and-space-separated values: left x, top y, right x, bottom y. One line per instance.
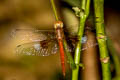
12, 0, 87, 77
12, 22, 71, 77
12, 24, 88, 77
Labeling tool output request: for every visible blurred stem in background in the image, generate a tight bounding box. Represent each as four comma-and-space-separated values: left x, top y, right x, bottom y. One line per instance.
72, 0, 90, 80
107, 38, 120, 80
80, 24, 101, 80
93, 0, 111, 80
63, 40, 76, 69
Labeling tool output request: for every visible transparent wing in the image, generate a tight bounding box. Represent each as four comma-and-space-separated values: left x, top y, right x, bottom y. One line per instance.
12, 29, 87, 56
16, 40, 59, 56
11, 29, 59, 56
11, 29, 56, 42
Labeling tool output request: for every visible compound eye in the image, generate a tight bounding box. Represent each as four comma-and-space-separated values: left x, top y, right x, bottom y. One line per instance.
54, 21, 63, 29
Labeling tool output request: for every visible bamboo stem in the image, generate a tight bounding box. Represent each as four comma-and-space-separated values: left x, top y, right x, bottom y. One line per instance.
72, 0, 90, 80
93, 0, 111, 80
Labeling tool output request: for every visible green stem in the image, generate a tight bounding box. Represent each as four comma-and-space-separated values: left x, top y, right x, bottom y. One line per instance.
107, 38, 120, 78
50, 0, 59, 21
93, 0, 111, 80
63, 40, 76, 69
72, 0, 90, 80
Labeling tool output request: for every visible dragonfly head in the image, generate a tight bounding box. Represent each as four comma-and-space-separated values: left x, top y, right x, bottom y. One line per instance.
54, 21, 63, 29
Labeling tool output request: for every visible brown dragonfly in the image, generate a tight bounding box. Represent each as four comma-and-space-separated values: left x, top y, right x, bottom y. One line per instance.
12, 24, 87, 76
13, 29, 87, 57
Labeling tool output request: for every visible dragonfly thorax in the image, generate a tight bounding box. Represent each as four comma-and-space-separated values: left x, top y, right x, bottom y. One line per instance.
55, 28, 64, 40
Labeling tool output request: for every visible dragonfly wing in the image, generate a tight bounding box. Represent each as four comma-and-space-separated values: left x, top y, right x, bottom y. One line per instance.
16, 40, 59, 56
11, 29, 59, 56
11, 29, 56, 42
66, 35, 87, 51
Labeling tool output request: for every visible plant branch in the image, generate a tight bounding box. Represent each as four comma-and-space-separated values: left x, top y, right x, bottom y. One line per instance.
72, 0, 91, 80
107, 38, 120, 79
93, 0, 111, 80
63, 40, 76, 69
50, 0, 59, 21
